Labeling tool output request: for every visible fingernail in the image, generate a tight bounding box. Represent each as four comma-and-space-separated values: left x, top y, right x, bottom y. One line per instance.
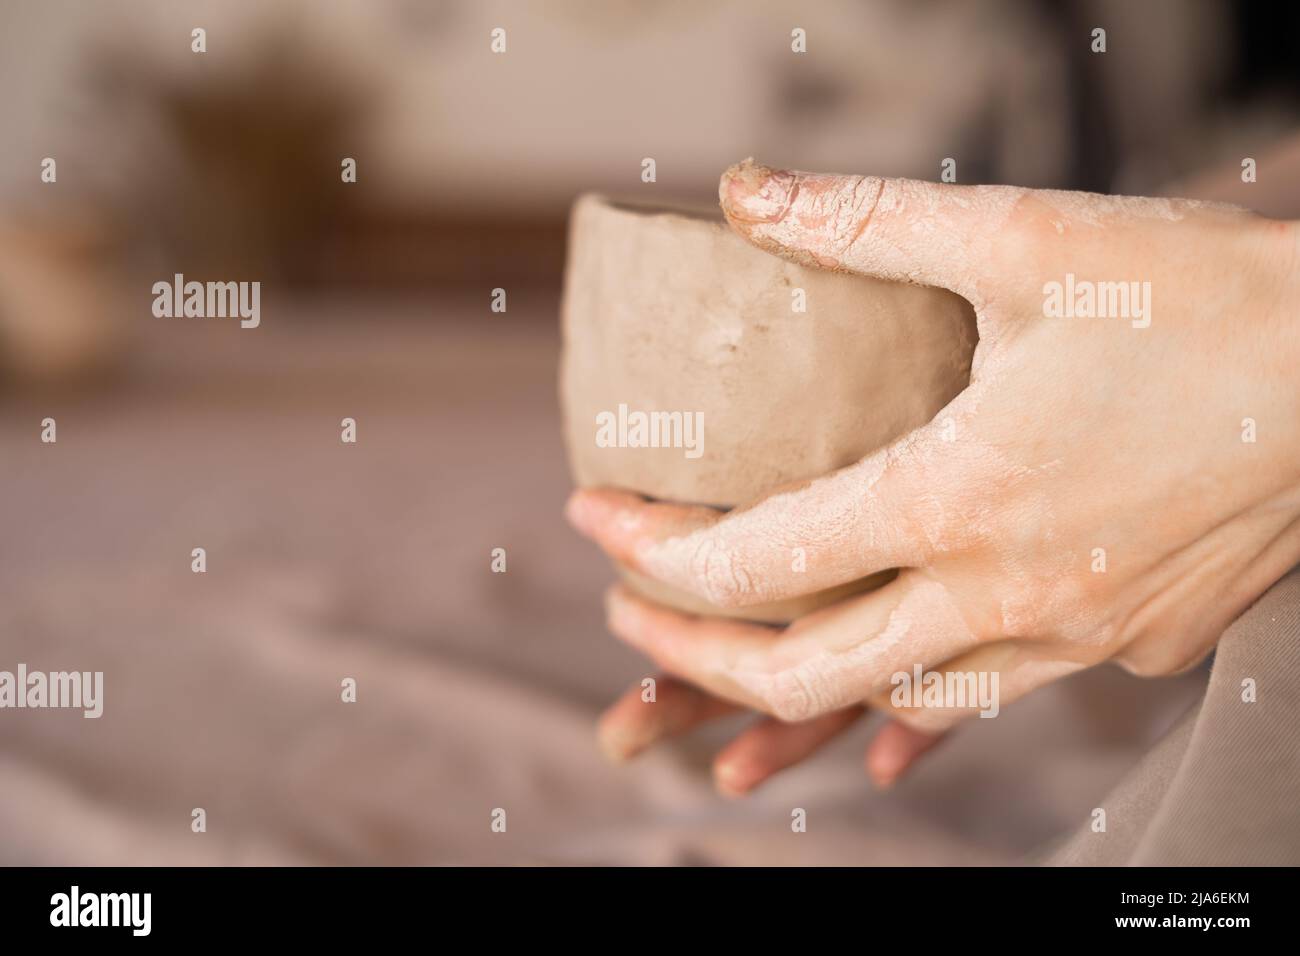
720, 158, 797, 224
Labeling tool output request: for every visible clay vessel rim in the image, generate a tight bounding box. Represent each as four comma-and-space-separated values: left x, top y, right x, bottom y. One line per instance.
576, 192, 724, 226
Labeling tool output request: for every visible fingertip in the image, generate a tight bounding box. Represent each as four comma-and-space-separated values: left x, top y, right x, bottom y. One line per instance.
564, 489, 594, 537
713, 758, 757, 799
865, 723, 909, 789
865, 721, 944, 790
867, 754, 900, 791
596, 718, 636, 764
865, 741, 903, 790
596, 682, 657, 763
565, 486, 625, 530
717, 156, 757, 206
596, 728, 629, 764
719, 157, 797, 225
566, 488, 656, 561
603, 582, 634, 620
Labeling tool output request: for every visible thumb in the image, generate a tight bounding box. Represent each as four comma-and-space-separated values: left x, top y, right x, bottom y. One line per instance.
719, 158, 1025, 301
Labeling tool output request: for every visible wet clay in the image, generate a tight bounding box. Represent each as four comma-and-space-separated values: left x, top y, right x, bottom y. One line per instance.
560, 194, 976, 622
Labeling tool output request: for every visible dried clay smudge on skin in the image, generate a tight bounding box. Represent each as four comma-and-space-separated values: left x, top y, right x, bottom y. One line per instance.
718, 158, 1237, 317
626, 383, 1090, 657
731, 576, 981, 718
629, 160, 1194, 643
712, 159, 1246, 655
634, 441, 909, 603
719, 157, 1025, 310
722, 157, 1222, 235
633, 412, 1054, 598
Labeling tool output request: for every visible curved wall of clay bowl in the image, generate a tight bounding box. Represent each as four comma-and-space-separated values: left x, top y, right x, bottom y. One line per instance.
560, 194, 977, 622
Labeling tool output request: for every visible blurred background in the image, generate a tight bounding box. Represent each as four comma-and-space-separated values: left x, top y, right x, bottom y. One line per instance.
0, 0, 1296, 865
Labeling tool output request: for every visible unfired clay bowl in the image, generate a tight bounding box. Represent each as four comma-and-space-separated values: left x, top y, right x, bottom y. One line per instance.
560, 194, 977, 622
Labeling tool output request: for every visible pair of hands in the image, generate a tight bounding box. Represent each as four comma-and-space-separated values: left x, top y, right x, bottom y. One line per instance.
568, 159, 1300, 796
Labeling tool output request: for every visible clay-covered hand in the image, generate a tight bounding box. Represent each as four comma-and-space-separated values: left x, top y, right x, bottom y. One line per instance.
568, 159, 1300, 794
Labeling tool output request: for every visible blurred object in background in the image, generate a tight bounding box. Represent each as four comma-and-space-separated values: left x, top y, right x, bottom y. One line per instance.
0, 211, 131, 385
0, 1, 379, 385
80, 20, 372, 282
1069, 0, 1300, 195
1, 0, 1296, 307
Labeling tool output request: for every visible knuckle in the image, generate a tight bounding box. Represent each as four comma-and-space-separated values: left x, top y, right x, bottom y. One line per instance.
1004, 190, 1049, 248
995, 587, 1047, 641
999, 189, 1072, 275
764, 669, 820, 723
833, 175, 888, 254
878, 437, 959, 563
994, 568, 1084, 642
688, 536, 755, 608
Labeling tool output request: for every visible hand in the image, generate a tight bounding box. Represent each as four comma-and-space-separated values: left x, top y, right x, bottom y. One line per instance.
569, 159, 1300, 795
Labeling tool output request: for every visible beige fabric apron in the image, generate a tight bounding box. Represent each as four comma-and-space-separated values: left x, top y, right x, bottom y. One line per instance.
1042, 565, 1300, 865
